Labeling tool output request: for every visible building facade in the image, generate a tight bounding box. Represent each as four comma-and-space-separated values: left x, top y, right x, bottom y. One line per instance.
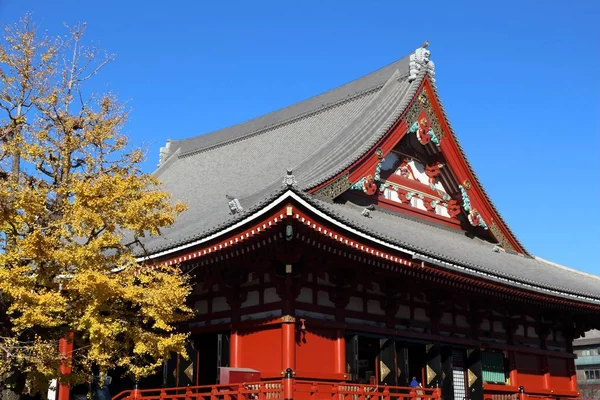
574, 331, 600, 398
108, 45, 600, 400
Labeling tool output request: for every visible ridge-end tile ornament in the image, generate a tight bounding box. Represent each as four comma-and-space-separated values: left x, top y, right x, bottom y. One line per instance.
350, 148, 384, 195
459, 184, 488, 229
282, 168, 297, 188
226, 195, 243, 215
409, 46, 435, 82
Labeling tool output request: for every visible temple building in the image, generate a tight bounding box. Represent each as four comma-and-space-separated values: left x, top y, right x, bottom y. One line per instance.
113, 44, 600, 400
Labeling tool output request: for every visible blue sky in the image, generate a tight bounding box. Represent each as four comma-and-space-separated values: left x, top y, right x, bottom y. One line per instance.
1, 1, 599, 275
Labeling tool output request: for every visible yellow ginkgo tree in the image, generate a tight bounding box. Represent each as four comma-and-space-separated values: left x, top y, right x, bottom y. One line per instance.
0, 15, 191, 396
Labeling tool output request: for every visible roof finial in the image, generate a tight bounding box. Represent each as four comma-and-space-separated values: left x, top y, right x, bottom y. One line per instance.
282, 168, 297, 188
409, 42, 435, 83
158, 139, 174, 167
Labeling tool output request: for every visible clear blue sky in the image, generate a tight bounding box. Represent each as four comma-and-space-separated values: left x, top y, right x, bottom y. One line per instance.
1, 1, 598, 275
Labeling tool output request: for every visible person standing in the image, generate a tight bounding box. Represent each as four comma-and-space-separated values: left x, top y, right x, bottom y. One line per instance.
409, 376, 419, 388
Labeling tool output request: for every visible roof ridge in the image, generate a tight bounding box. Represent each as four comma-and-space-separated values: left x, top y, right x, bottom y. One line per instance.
178, 84, 384, 159
167, 53, 414, 160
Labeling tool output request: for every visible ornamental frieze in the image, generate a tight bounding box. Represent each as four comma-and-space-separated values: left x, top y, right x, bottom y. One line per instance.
489, 220, 516, 252
313, 172, 352, 199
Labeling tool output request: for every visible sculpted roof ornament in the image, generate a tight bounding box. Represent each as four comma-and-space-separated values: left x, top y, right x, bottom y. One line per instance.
282, 168, 297, 188
226, 194, 243, 215
158, 139, 174, 167
409, 42, 435, 82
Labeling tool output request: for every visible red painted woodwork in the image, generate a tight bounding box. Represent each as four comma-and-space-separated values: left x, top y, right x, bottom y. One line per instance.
112, 381, 282, 400
235, 325, 282, 378
419, 79, 524, 253
377, 196, 461, 229
282, 319, 296, 373
295, 327, 340, 379
515, 353, 546, 392
113, 380, 445, 400
334, 330, 345, 376
230, 330, 241, 367
347, 120, 409, 185
307, 76, 524, 253
547, 356, 575, 392
58, 333, 73, 400
150, 199, 597, 312
133, 197, 597, 400
294, 381, 442, 400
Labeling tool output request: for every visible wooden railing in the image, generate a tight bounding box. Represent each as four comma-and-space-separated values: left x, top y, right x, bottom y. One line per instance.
112, 380, 442, 400
112, 381, 283, 400
294, 381, 442, 400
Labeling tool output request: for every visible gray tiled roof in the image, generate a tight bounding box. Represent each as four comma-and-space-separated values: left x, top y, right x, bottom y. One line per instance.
145, 53, 421, 253
142, 48, 600, 303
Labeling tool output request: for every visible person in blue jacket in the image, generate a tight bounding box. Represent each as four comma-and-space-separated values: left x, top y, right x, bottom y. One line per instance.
409, 376, 420, 388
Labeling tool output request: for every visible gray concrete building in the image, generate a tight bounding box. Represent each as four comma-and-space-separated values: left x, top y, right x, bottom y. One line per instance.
575, 330, 600, 398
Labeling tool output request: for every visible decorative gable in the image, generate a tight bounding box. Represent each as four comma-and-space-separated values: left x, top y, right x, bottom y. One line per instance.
311, 77, 524, 254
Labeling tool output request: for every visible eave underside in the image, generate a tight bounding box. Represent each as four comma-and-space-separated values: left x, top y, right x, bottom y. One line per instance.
144, 191, 600, 311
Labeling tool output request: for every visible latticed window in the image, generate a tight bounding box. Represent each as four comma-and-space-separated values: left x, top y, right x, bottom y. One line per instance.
584, 370, 600, 380
482, 351, 507, 384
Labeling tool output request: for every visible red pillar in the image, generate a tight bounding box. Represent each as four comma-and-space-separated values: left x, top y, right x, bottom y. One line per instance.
281, 317, 295, 372
334, 329, 345, 378
281, 317, 296, 400
58, 333, 73, 400
230, 329, 241, 367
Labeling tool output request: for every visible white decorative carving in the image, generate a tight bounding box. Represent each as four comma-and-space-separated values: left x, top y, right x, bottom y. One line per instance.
158, 140, 173, 167
282, 168, 297, 187
409, 46, 435, 82
227, 196, 243, 214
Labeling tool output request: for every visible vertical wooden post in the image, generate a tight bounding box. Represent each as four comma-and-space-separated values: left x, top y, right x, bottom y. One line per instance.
230, 329, 240, 367
131, 381, 141, 400
57, 332, 73, 400
281, 317, 296, 373
542, 355, 550, 390
283, 368, 294, 400
334, 330, 345, 377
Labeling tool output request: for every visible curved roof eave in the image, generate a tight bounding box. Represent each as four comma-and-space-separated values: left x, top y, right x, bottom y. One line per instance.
139, 188, 600, 307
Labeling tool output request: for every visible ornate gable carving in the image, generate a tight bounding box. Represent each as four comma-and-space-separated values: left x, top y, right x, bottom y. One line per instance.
310, 81, 524, 253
